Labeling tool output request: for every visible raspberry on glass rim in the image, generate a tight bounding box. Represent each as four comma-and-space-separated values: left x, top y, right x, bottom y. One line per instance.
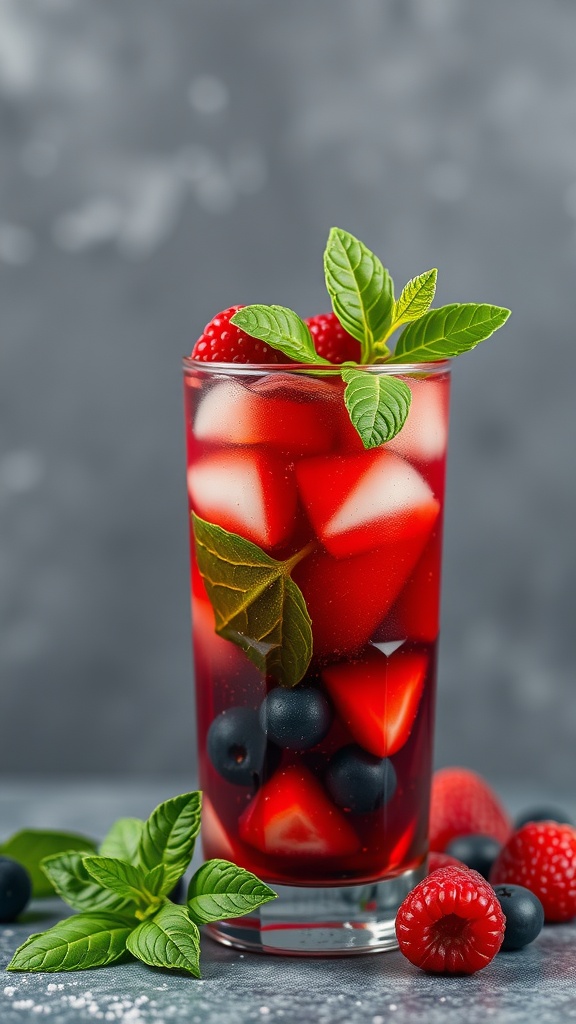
191, 305, 281, 363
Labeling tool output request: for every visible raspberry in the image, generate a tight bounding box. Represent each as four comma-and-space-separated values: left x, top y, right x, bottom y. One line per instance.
428, 851, 467, 874
396, 867, 505, 974
490, 821, 576, 923
429, 767, 511, 852
305, 313, 361, 364
191, 306, 280, 364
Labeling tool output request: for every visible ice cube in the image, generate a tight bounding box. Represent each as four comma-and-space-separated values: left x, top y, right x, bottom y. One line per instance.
388, 376, 449, 463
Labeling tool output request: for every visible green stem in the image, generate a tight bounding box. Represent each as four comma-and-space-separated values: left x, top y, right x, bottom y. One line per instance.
283, 540, 317, 574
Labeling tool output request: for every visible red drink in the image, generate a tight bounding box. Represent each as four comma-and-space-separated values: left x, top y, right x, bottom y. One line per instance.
183, 363, 450, 927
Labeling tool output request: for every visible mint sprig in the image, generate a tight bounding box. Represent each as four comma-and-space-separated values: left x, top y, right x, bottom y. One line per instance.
229, 227, 510, 449
192, 512, 313, 687
6, 791, 277, 976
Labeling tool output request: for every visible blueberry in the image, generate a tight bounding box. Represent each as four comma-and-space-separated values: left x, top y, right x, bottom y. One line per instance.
445, 834, 502, 879
325, 745, 397, 813
207, 708, 267, 786
514, 806, 574, 830
494, 884, 545, 951
0, 857, 32, 923
259, 687, 332, 751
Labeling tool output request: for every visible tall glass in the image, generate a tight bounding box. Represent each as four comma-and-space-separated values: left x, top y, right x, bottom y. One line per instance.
183, 360, 450, 954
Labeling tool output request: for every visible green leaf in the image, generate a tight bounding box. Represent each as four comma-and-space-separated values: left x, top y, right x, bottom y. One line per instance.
126, 904, 201, 977
136, 792, 202, 892
0, 830, 97, 898
41, 852, 134, 915
389, 303, 511, 362
99, 818, 144, 863
82, 856, 153, 913
231, 305, 326, 364
192, 513, 313, 688
341, 368, 412, 449
7, 913, 133, 972
391, 269, 437, 328
144, 863, 167, 897
187, 859, 277, 926
324, 227, 394, 359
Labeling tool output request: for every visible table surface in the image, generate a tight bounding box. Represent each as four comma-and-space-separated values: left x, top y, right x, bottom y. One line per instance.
1, 778, 575, 1024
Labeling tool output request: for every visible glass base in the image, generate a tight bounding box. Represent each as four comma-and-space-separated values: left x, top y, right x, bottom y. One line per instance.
207, 864, 426, 955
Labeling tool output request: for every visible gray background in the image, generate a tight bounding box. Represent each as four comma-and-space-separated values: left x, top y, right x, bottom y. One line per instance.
1, 0, 575, 788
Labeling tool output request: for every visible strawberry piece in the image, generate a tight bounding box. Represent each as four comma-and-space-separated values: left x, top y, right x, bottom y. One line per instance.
305, 312, 361, 364
194, 379, 334, 455
321, 647, 428, 758
191, 305, 280, 363
295, 449, 440, 559
490, 821, 576, 923
188, 448, 297, 550
201, 795, 237, 862
428, 851, 468, 874
396, 866, 505, 974
238, 765, 359, 858
292, 534, 431, 657
375, 532, 443, 644
429, 768, 512, 852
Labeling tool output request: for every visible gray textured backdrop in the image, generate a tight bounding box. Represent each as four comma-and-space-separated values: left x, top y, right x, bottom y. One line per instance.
1, 0, 575, 787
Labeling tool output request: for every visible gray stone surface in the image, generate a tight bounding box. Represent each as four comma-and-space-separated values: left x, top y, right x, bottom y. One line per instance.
0, 779, 575, 1024
1, 0, 576, 784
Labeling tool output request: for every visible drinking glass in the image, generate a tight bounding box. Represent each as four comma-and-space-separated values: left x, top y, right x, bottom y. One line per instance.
183, 359, 450, 954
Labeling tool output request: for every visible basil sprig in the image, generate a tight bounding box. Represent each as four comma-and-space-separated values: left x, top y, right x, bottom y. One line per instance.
7, 792, 276, 976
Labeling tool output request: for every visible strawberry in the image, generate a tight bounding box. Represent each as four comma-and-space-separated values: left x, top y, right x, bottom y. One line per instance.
238, 765, 359, 859
305, 312, 361, 364
191, 305, 280, 363
396, 866, 505, 974
321, 648, 428, 758
375, 533, 442, 644
490, 821, 576, 923
429, 768, 512, 852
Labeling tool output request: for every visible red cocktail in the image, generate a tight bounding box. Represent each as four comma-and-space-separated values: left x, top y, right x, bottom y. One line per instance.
183, 360, 450, 951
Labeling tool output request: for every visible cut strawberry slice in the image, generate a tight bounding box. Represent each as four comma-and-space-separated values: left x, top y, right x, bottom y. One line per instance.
321, 647, 428, 757
292, 533, 431, 657
238, 765, 360, 858
201, 795, 237, 862
296, 449, 440, 559
194, 378, 334, 455
188, 448, 297, 550
375, 531, 443, 644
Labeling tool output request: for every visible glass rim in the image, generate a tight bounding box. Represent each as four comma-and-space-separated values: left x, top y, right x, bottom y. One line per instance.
182, 357, 451, 376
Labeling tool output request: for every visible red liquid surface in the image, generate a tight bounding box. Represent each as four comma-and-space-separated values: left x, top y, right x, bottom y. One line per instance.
184, 367, 450, 886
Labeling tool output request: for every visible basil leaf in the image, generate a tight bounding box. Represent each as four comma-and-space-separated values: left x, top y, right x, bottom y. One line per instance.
0, 830, 97, 898
390, 302, 511, 362
192, 513, 313, 688
341, 368, 412, 449
144, 863, 167, 897
324, 227, 394, 358
136, 792, 202, 891
41, 852, 134, 915
187, 859, 277, 925
99, 818, 144, 863
126, 904, 201, 977
391, 269, 437, 328
7, 913, 133, 972
82, 856, 152, 912
231, 305, 325, 363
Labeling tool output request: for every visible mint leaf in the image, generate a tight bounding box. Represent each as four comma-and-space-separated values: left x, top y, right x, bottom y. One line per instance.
193, 513, 313, 688
231, 305, 325, 364
0, 830, 97, 898
341, 368, 412, 449
7, 913, 133, 972
41, 852, 133, 915
144, 863, 167, 897
324, 227, 394, 360
389, 303, 511, 362
390, 269, 437, 330
99, 818, 144, 863
126, 904, 201, 977
136, 792, 202, 892
82, 856, 155, 915
187, 859, 277, 925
